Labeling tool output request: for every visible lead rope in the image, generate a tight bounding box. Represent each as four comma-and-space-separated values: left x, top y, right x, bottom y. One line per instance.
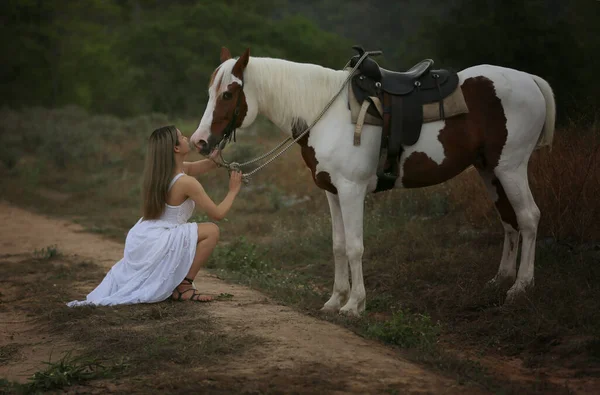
212, 51, 372, 182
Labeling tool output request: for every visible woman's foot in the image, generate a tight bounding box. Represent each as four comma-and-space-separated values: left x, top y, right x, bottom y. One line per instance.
171, 278, 213, 302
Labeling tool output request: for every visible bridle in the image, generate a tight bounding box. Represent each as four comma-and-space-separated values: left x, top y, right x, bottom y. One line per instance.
219, 80, 245, 149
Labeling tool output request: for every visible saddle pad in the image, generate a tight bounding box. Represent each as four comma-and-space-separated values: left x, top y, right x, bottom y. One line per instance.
348, 83, 383, 126
348, 83, 469, 126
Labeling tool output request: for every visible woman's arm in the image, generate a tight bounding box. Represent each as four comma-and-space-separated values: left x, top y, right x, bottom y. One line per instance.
181, 173, 241, 221
183, 159, 218, 177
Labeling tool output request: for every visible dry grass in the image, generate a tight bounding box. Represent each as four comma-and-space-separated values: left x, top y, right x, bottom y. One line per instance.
446, 121, 600, 242
530, 125, 600, 242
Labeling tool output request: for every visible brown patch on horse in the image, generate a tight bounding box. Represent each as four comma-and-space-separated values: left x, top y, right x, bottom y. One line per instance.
492, 178, 519, 230
292, 118, 338, 194
232, 48, 250, 80
209, 66, 223, 91
210, 82, 247, 136
401, 76, 508, 188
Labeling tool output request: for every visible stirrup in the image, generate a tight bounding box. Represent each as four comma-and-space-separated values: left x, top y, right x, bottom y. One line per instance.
377, 171, 399, 183
377, 162, 399, 182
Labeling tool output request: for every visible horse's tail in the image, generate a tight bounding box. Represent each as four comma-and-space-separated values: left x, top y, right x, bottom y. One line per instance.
531, 74, 556, 150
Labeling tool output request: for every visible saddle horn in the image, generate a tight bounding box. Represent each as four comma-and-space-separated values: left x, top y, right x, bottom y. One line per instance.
350, 45, 383, 81
352, 45, 383, 58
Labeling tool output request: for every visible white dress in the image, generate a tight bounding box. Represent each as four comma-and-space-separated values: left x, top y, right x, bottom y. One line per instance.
67, 173, 198, 307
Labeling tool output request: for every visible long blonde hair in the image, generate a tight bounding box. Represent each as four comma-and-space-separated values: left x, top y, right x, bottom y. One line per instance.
142, 125, 180, 220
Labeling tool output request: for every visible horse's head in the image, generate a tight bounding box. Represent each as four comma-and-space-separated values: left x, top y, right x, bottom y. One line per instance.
190, 47, 258, 156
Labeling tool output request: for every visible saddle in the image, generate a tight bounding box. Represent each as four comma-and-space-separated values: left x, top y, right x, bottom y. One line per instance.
348, 46, 463, 191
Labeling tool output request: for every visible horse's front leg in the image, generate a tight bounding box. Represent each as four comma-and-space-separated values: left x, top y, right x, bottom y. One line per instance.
321, 191, 350, 313
337, 181, 368, 316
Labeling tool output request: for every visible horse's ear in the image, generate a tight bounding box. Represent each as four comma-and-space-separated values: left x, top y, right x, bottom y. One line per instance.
232, 48, 250, 79
220, 47, 232, 63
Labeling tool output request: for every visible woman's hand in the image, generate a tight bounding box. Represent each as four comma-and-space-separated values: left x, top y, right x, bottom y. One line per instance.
229, 170, 243, 195
209, 149, 220, 160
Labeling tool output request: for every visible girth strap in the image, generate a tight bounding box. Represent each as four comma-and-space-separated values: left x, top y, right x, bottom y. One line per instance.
354, 96, 383, 146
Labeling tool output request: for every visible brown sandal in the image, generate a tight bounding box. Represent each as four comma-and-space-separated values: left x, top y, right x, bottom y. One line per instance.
171, 277, 213, 302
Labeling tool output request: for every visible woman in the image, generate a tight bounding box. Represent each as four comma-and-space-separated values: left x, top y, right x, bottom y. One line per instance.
67, 125, 242, 306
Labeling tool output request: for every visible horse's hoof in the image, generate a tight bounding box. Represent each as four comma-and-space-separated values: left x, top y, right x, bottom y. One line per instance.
505, 282, 530, 303
320, 304, 340, 314
505, 290, 519, 303
485, 274, 515, 290
339, 308, 360, 317
339, 304, 361, 317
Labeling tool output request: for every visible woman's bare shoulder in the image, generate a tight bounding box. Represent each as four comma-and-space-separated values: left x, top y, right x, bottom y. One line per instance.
178, 174, 205, 191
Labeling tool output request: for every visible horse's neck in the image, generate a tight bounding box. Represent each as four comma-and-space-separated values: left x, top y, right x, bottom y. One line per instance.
246, 58, 348, 133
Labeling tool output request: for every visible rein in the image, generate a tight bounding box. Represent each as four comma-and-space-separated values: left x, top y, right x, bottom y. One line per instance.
212, 51, 374, 182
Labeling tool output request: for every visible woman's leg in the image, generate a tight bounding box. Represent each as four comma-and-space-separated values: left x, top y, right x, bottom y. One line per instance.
172, 223, 220, 302
186, 222, 220, 279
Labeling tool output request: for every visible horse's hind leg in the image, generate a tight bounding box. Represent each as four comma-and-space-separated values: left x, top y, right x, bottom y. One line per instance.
477, 169, 520, 285
322, 191, 350, 313
495, 165, 540, 301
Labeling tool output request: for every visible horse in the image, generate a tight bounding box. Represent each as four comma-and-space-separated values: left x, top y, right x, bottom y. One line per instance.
190, 47, 556, 316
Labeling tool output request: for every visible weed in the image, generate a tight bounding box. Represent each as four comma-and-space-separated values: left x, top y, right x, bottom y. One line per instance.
208, 237, 269, 273
33, 245, 60, 260
217, 293, 234, 300
268, 186, 284, 211
23, 352, 126, 393
365, 309, 440, 350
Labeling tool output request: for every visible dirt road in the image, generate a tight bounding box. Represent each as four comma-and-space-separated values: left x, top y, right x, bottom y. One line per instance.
0, 201, 483, 394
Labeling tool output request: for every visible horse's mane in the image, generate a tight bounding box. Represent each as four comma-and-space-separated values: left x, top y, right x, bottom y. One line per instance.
244, 57, 348, 131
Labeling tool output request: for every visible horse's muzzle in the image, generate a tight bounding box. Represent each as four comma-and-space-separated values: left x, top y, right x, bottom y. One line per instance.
195, 139, 210, 156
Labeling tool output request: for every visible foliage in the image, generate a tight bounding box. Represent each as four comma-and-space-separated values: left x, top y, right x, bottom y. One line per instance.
1, 0, 351, 117
421, 0, 598, 123
4, 1, 597, 123
289, 0, 599, 124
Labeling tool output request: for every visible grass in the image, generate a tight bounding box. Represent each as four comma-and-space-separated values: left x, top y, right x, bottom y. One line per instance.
365, 310, 440, 350
32, 245, 60, 260
1, 353, 126, 394
1, 106, 598, 392
208, 236, 328, 307
25, 352, 125, 393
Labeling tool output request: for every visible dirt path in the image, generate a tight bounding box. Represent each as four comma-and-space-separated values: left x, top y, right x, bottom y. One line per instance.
0, 201, 483, 394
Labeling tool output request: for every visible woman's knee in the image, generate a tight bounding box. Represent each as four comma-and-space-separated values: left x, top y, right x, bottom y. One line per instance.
197, 222, 220, 242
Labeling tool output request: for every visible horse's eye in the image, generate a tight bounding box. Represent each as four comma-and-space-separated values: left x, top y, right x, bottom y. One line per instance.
222, 91, 233, 100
